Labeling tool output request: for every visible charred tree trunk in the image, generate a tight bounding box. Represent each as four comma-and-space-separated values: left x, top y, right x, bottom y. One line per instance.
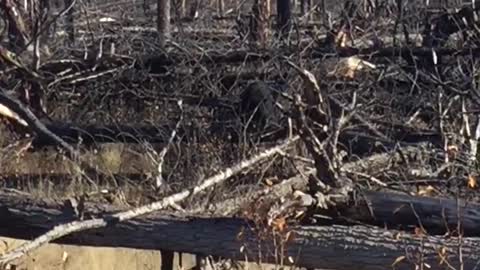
276, 0, 291, 39
188, 0, 200, 20
64, 0, 75, 45
300, 0, 311, 21
1, 0, 30, 51
179, 0, 186, 18
217, 0, 224, 16
161, 251, 175, 270
157, 0, 171, 47
0, 0, 49, 123
143, 0, 150, 14
251, 0, 270, 47
173, 0, 186, 19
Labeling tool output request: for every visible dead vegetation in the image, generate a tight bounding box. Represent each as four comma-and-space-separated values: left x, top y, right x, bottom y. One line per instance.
2, 0, 480, 269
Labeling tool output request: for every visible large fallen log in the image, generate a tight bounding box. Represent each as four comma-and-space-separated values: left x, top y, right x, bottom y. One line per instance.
0, 189, 479, 270
333, 189, 480, 236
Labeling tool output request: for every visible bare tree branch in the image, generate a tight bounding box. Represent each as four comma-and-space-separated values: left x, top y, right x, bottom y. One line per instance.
0, 135, 299, 265
0, 90, 79, 159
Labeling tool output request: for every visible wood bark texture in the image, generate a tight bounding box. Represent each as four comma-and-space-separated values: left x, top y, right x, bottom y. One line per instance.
157, 0, 171, 47
0, 190, 480, 270
252, 0, 270, 47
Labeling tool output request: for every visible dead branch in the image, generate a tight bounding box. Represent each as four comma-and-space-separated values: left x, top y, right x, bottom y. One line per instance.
0, 91, 78, 159
0, 190, 480, 270
145, 99, 184, 189
0, 135, 299, 265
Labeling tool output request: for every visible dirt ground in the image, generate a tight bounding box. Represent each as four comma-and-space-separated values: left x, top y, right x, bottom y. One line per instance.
0, 237, 285, 270
0, 237, 163, 270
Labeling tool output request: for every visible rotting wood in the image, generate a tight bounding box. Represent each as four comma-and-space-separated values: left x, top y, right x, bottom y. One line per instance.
0, 190, 479, 270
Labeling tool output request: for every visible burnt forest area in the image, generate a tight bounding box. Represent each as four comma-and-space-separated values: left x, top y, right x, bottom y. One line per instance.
1, 0, 480, 269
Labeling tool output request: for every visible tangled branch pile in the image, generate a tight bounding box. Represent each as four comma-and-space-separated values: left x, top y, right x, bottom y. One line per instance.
2, 0, 480, 269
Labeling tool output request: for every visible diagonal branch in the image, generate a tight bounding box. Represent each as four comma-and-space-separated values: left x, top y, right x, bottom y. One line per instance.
0, 90, 78, 159
0, 135, 299, 265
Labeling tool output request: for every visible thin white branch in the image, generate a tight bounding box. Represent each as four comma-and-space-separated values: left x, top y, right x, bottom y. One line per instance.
154, 99, 183, 188
0, 135, 299, 265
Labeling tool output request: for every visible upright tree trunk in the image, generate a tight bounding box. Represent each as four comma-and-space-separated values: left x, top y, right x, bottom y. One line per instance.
179, 0, 186, 18
251, 0, 270, 47
0, 0, 49, 117
307, 0, 312, 21
160, 251, 174, 270
157, 0, 171, 47
276, 0, 291, 39
217, 0, 224, 16
64, 0, 75, 46
188, 0, 199, 20
1, 0, 30, 51
173, 0, 186, 19
143, 0, 150, 15
300, 0, 311, 21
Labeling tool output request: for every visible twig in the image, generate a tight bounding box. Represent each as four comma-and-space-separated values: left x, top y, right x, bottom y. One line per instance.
342, 170, 387, 187
146, 100, 184, 189
438, 91, 449, 164
474, 117, 480, 162
461, 97, 477, 165
0, 135, 299, 265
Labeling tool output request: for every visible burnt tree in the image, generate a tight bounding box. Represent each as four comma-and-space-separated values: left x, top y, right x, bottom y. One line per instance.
251, 0, 270, 47
2, 190, 480, 270
276, 0, 291, 39
300, 0, 312, 21
217, 0, 224, 16
64, 0, 75, 45
1, 0, 29, 51
157, 0, 171, 47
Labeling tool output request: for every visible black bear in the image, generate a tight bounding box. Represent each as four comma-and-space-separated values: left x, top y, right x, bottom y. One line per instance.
239, 80, 286, 132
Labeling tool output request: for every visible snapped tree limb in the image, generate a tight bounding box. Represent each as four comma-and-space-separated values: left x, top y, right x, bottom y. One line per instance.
0, 135, 299, 265
0, 189, 479, 270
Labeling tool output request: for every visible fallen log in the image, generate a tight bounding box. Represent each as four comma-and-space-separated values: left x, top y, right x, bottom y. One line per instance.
332, 189, 480, 236
0, 190, 479, 270
0, 136, 300, 264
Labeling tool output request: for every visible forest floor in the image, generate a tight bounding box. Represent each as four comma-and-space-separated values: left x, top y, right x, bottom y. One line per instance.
0, 237, 162, 270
